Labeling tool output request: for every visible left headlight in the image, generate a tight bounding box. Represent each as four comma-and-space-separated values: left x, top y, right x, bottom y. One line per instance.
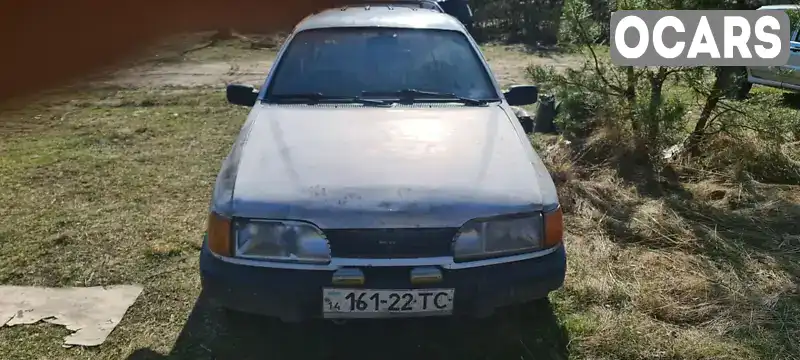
452, 213, 544, 262
234, 220, 331, 264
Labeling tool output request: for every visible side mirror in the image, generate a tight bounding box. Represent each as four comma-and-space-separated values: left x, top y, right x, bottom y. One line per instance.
503, 85, 539, 106
226, 84, 258, 107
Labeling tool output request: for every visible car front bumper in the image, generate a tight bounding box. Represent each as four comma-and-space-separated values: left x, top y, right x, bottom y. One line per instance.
199, 240, 566, 322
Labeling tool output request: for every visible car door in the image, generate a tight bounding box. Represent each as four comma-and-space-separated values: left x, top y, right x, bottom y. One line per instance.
748, 65, 785, 87
748, 7, 795, 87
782, 27, 800, 90
749, 61, 785, 87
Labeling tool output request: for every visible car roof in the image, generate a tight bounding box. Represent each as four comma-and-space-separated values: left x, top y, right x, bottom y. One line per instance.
758, 4, 800, 10
361, 0, 445, 10
294, 4, 466, 32
351, 1, 445, 13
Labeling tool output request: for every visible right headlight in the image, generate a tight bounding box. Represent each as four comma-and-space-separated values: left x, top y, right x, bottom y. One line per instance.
452, 207, 563, 262
234, 219, 331, 264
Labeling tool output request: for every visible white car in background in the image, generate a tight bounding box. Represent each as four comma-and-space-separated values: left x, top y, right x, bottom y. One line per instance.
745, 4, 800, 92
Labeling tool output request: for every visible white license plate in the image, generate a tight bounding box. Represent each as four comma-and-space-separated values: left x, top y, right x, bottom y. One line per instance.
322, 288, 455, 318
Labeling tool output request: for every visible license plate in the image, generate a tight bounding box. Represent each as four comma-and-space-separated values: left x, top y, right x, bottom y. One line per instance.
322, 288, 455, 318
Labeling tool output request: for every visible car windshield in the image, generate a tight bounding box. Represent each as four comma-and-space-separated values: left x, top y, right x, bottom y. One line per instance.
265, 27, 499, 101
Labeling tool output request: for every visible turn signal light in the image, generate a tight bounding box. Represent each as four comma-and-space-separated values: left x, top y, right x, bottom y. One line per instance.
207, 212, 232, 256
543, 206, 563, 248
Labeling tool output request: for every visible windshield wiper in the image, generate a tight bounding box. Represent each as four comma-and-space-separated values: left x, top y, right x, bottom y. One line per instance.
361, 89, 490, 106
267, 93, 390, 106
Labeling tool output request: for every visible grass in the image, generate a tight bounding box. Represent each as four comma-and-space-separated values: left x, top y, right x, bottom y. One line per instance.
0, 88, 244, 359
536, 131, 800, 360
0, 44, 798, 360
521, 47, 800, 357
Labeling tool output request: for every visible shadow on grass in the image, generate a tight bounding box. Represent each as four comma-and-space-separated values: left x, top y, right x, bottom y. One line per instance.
576, 155, 800, 356
515, 44, 569, 58
601, 155, 799, 282
780, 92, 800, 109
127, 294, 569, 360
662, 191, 800, 357
619, 159, 799, 279
478, 41, 571, 57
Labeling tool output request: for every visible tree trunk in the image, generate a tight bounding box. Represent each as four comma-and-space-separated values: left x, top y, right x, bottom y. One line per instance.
647, 68, 667, 142
685, 67, 732, 155
625, 66, 638, 131
642, 67, 667, 158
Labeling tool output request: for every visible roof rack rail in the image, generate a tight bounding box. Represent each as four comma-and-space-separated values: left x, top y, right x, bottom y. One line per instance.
339, 0, 445, 12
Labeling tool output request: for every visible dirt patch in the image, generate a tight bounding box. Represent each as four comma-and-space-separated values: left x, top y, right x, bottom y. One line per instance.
102, 60, 274, 88
482, 45, 585, 88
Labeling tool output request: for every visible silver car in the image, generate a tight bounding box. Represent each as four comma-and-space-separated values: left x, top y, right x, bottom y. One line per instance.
746, 4, 800, 92
200, 3, 566, 323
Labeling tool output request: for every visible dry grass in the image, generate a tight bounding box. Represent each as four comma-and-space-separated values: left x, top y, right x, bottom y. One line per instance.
538, 134, 800, 360
0, 42, 798, 360
0, 88, 244, 359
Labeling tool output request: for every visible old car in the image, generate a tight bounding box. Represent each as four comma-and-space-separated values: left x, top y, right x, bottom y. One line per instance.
200, 3, 565, 323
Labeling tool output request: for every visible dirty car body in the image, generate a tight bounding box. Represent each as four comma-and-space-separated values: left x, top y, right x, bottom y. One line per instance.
745, 5, 800, 92
200, 4, 566, 322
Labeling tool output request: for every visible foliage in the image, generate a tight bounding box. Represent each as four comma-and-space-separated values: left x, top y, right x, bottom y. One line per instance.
469, 0, 566, 44
522, 0, 800, 183
558, 0, 602, 44
468, 0, 797, 43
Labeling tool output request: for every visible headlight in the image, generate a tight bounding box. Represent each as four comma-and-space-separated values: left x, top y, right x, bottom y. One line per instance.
452, 213, 544, 261
234, 220, 331, 264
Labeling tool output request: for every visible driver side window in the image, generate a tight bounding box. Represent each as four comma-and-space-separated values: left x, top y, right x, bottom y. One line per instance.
275, 37, 363, 94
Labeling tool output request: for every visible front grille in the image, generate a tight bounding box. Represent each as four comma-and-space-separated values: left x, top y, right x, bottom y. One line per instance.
324, 228, 458, 258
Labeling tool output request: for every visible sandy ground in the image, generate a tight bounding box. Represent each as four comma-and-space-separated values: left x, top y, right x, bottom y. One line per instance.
105, 60, 274, 88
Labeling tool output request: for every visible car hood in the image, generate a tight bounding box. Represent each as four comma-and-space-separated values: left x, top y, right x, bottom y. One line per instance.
217, 104, 558, 228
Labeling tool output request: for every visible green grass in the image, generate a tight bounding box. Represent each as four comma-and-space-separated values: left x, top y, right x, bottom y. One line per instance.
0, 89, 244, 359
1, 46, 799, 359
0, 88, 573, 360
